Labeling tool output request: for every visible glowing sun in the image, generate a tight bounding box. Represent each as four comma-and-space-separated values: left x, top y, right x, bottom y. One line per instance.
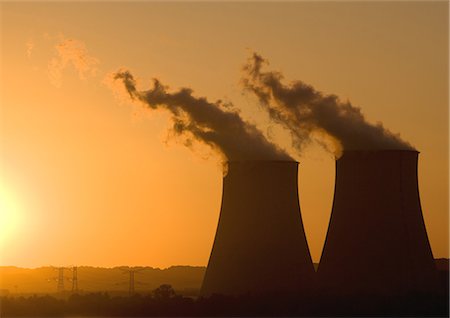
0, 185, 23, 245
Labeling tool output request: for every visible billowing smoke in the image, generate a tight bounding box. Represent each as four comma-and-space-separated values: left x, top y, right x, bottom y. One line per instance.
114, 70, 292, 162
242, 53, 414, 156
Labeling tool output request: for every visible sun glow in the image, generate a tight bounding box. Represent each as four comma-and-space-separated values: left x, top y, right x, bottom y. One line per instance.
0, 185, 23, 246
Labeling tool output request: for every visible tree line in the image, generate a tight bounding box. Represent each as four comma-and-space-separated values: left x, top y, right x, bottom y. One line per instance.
1, 282, 448, 317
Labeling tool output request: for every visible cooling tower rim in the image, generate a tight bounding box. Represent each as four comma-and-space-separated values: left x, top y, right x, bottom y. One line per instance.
337, 149, 420, 160
342, 149, 419, 154
225, 160, 299, 164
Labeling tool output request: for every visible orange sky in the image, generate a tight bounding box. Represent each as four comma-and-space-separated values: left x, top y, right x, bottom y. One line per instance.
0, 2, 448, 268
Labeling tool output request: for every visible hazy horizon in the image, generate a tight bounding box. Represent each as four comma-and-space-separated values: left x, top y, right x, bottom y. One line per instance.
0, 1, 448, 269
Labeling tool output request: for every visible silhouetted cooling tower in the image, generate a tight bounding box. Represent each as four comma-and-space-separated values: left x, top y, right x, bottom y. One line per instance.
201, 161, 315, 296
318, 150, 437, 296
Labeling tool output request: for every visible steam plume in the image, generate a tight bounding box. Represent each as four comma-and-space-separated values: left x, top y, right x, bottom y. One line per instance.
114, 70, 292, 162
242, 53, 414, 156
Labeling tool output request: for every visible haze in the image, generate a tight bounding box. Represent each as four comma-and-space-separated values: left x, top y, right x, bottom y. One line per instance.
0, 2, 448, 268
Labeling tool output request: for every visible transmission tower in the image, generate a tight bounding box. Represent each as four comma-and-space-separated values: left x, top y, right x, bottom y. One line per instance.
49, 266, 73, 293
57, 267, 65, 292
71, 266, 78, 292
128, 271, 135, 296
119, 268, 147, 296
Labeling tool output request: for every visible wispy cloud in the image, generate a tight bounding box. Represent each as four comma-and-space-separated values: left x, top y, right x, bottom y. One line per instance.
47, 35, 99, 87
26, 40, 34, 59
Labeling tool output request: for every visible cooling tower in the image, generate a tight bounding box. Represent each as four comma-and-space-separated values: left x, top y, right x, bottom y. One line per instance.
201, 161, 315, 296
318, 150, 437, 296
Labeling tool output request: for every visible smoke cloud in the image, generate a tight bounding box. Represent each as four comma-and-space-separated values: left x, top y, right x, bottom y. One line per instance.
113, 70, 292, 162
242, 53, 414, 156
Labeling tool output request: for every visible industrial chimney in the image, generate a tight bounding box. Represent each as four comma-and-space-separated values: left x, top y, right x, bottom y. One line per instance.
318, 150, 437, 296
201, 161, 315, 296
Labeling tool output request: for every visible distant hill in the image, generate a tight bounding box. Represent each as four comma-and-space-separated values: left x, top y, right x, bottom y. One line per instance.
1, 259, 447, 296
0, 266, 205, 296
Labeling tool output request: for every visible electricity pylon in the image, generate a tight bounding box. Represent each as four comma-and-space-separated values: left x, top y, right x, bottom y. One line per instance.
57, 267, 65, 292
71, 266, 78, 293
48, 267, 68, 293
49, 266, 78, 293
119, 267, 147, 296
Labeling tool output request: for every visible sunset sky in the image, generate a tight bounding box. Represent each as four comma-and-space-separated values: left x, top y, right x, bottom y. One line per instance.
0, 1, 448, 268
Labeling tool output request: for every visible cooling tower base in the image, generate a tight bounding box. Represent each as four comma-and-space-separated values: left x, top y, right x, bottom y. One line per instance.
318, 150, 438, 296
201, 161, 315, 296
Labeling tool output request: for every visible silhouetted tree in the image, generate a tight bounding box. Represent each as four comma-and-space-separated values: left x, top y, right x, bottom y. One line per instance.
152, 284, 175, 300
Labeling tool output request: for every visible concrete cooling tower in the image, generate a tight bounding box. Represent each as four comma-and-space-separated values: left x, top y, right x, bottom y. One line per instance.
318, 150, 437, 296
200, 161, 315, 296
